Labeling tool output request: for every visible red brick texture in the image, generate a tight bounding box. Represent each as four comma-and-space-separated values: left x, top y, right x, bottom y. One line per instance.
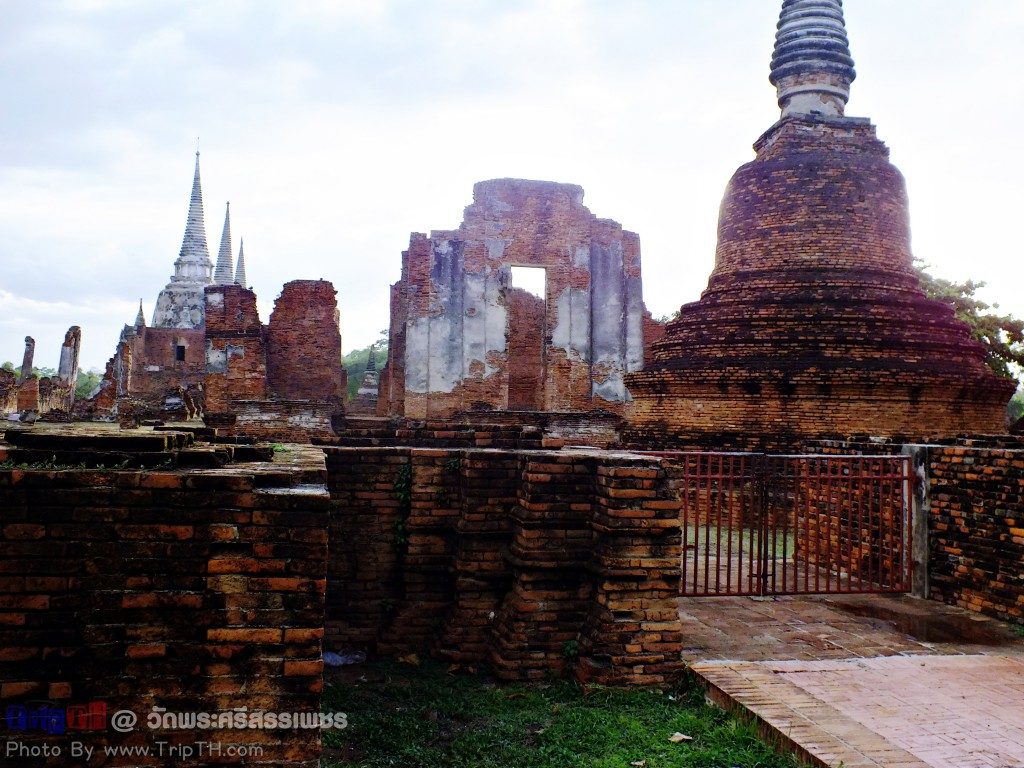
506, 287, 546, 410
267, 280, 346, 405
927, 445, 1024, 623
15, 377, 39, 412
0, 369, 16, 414
627, 116, 1014, 445
0, 465, 329, 767
97, 327, 207, 418
203, 283, 268, 413
202, 280, 346, 441
323, 446, 684, 686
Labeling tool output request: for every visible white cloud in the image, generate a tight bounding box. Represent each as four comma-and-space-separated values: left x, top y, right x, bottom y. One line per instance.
0, 0, 1022, 372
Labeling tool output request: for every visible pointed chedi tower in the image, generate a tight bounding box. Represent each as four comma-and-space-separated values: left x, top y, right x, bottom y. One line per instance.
626, 0, 1015, 446
234, 239, 247, 287
214, 202, 234, 284
135, 300, 146, 328
152, 152, 213, 328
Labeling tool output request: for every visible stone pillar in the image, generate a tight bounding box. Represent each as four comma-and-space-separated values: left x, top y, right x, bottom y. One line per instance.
490, 454, 597, 681
577, 457, 684, 686
58, 326, 82, 409
18, 337, 34, 384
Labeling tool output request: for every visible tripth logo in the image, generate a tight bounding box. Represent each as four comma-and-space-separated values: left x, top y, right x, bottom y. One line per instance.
4, 703, 109, 735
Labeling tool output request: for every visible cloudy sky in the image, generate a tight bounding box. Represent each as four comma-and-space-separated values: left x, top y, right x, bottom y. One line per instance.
2, 0, 1022, 371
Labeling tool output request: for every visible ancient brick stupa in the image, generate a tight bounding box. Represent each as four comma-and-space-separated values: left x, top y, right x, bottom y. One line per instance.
626, 0, 1014, 445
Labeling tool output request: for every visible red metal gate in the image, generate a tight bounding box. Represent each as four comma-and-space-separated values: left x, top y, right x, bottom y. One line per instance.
677, 453, 913, 596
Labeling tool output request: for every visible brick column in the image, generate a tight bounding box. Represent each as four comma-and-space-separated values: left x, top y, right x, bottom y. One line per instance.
378, 449, 460, 655
436, 451, 518, 663
578, 458, 684, 686
490, 454, 597, 681
324, 448, 410, 652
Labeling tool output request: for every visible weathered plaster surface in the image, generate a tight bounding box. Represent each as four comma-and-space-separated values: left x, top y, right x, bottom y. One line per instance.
384, 178, 649, 417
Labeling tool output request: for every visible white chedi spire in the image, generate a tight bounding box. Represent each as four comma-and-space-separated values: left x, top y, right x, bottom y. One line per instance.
234, 239, 247, 287
214, 202, 234, 284
769, 0, 856, 118
152, 151, 215, 328
172, 151, 212, 282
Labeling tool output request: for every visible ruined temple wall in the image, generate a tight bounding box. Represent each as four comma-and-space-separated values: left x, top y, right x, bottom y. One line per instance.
119, 327, 206, 411
37, 377, 71, 415
0, 369, 17, 414
323, 446, 683, 686
0, 464, 329, 767
506, 288, 545, 410
204, 284, 268, 413
266, 280, 346, 405
926, 446, 1024, 623
15, 377, 39, 412
390, 179, 646, 419
378, 271, 407, 417
642, 310, 667, 357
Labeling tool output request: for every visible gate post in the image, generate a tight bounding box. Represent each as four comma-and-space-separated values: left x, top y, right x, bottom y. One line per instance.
902, 445, 930, 599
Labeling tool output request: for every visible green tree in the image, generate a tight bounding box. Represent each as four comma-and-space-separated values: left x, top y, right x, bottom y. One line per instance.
75, 369, 103, 399
0, 365, 57, 380
1010, 387, 1024, 423
915, 260, 1024, 380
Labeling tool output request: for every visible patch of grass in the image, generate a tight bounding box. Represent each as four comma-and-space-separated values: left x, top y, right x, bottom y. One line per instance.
322, 660, 804, 768
1012, 624, 1024, 638
685, 526, 796, 560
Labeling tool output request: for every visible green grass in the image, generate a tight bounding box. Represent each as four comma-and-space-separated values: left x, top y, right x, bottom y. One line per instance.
321, 660, 803, 768
685, 527, 796, 560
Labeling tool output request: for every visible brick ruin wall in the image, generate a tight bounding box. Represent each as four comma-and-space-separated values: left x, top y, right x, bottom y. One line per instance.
1, 331, 81, 420
506, 287, 546, 410
381, 179, 648, 419
266, 280, 346, 406
87, 326, 206, 420
203, 280, 346, 441
230, 400, 340, 443
810, 438, 1024, 624
926, 445, 1024, 623
204, 284, 268, 413
0, 369, 16, 413
323, 446, 684, 686
0, 461, 329, 767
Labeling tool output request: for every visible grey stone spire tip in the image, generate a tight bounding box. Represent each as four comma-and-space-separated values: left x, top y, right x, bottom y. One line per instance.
214, 201, 234, 284
135, 299, 146, 327
234, 238, 247, 287
770, 0, 856, 118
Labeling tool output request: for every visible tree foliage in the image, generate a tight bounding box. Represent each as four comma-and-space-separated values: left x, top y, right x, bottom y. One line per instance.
75, 369, 103, 399
1, 363, 102, 399
915, 260, 1024, 380
0, 365, 57, 379
1011, 388, 1024, 424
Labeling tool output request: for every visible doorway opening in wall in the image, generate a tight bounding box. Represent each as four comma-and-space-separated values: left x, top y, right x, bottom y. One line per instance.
175, 344, 186, 362
507, 266, 547, 411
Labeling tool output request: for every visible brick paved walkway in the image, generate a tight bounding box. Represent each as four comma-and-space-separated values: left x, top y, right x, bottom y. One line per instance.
683, 595, 1024, 767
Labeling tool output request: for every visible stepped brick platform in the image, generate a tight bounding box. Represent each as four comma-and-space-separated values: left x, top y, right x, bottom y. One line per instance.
328, 412, 622, 449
